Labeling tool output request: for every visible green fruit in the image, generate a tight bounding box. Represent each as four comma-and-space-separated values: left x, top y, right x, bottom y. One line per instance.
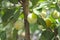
40, 10, 46, 19
14, 19, 24, 30
52, 10, 60, 19
45, 18, 52, 27
38, 25, 44, 30
27, 13, 37, 24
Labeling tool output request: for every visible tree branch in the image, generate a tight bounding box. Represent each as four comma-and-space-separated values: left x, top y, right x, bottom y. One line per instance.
21, 0, 30, 40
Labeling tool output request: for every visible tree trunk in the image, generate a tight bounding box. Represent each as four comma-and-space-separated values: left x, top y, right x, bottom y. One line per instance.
21, 0, 30, 40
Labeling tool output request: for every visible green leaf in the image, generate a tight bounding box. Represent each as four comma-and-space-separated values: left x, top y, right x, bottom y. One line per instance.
58, 18, 60, 22
58, 26, 60, 38
49, 2, 60, 12
49, 2, 56, 8
33, 8, 42, 15
0, 0, 2, 8
30, 0, 47, 8
10, 9, 20, 23
38, 2, 49, 8
55, 3, 60, 12
2, 8, 15, 26
2, 6, 20, 26
37, 16, 46, 28
0, 0, 2, 2
39, 0, 47, 3
9, 0, 18, 4
13, 29, 18, 40
39, 30, 54, 40
0, 31, 6, 40
19, 13, 24, 19
0, 9, 4, 16
30, 24, 38, 33
49, 15, 56, 23
30, 0, 39, 7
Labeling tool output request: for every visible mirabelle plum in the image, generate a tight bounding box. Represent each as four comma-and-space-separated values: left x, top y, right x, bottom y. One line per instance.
27, 13, 37, 24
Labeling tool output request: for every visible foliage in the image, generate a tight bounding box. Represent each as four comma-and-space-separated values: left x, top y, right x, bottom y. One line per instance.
0, 0, 60, 40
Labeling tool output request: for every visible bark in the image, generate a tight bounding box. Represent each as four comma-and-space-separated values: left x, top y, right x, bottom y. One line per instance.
54, 28, 58, 40
21, 0, 30, 40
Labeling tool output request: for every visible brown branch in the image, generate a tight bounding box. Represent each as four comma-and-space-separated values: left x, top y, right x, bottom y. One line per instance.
21, 0, 30, 40
54, 27, 58, 40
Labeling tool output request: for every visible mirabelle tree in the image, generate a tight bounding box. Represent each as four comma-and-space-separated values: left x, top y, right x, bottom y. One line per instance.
0, 0, 60, 40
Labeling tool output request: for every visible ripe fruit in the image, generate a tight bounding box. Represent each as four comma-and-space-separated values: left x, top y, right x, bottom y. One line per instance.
27, 13, 37, 24
52, 10, 60, 19
45, 18, 51, 27
14, 19, 24, 30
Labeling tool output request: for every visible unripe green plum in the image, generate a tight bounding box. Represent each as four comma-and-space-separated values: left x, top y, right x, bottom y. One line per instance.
40, 10, 46, 19
44, 18, 52, 27
38, 25, 44, 30
27, 13, 37, 24
52, 10, 60, 19
14, 19, 24, 30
